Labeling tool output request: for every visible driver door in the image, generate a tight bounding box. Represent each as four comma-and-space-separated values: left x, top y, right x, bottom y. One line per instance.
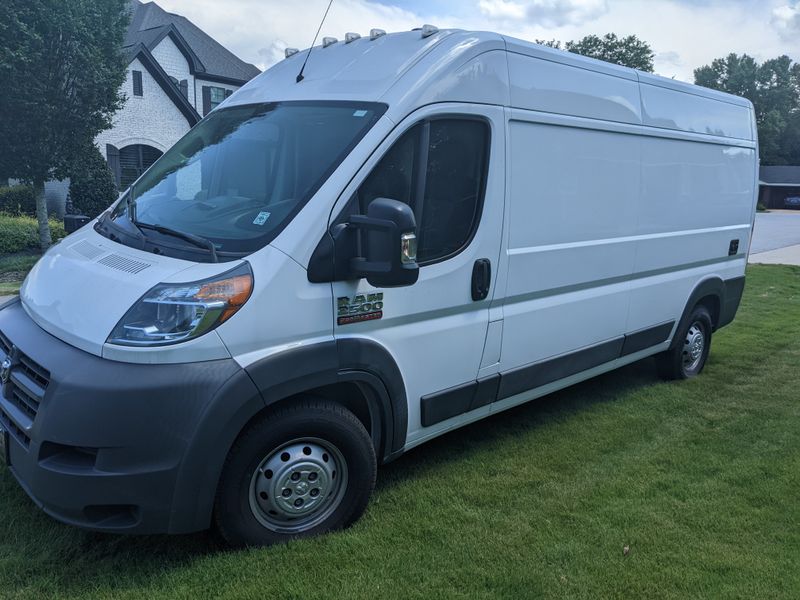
330, 105, 505, 447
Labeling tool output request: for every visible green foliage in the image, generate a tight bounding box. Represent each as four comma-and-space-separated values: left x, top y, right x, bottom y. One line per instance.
69, 145, 118, 218
565, 33, 655, 72
0, 184, 36, 217
694, 54, 800, 165
0, 213, 65, 254
0, 265, 799, 597
535, 33, 655, 72
0, 0, 130, 248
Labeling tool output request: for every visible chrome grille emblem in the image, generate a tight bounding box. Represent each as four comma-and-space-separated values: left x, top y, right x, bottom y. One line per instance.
0, 357, 10, 385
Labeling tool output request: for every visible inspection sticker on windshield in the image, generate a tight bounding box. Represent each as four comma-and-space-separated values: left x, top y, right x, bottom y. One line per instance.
253, 211, 271, 226
353, 110, 368, 117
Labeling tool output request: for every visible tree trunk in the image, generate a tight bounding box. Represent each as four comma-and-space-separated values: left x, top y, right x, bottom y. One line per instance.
33, 179, 52, 251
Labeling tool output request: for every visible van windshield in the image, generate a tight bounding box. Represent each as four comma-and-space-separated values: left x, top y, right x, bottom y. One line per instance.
107, 101, 385, 256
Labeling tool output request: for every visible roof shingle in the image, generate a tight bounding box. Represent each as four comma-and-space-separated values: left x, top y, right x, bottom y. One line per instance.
124, 0, 261, 84
760, 166, 800, 185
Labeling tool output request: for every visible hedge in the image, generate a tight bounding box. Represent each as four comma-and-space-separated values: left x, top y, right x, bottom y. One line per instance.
0, 185, 37, 217
0, 214, 67, 254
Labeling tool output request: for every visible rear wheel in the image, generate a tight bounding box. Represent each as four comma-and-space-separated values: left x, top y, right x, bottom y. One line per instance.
656, 305, 713, 380
214, 399, 376, 547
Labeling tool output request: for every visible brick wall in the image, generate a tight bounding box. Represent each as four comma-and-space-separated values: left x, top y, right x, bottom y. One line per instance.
150, 36, 196, 108
95, 57, 192, 160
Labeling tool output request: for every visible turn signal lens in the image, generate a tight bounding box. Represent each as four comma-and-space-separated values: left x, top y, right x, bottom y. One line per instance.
107, 263, 253, 346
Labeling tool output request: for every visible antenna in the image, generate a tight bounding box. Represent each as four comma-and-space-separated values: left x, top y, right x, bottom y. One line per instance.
296, 0, 334, 83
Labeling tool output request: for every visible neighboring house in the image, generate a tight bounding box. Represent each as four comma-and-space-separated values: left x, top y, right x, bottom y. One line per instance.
759, 166, 800, 209
94, 0, 261, 192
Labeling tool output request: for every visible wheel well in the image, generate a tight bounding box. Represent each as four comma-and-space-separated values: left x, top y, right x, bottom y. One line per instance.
695, 294, 721, 329
258, 382, 383, 457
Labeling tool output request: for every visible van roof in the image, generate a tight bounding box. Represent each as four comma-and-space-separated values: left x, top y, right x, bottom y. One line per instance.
226, 29, 755, 141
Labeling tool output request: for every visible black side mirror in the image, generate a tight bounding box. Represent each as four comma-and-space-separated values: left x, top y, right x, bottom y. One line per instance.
349, 198, 419, 287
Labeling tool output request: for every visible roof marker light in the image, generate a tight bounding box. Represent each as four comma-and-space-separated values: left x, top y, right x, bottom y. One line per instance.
370, 28, 386, 40
285, 47, 299, 58
421, 24, 438, 38
322, 36, 338, 48
345, 32, 361, 43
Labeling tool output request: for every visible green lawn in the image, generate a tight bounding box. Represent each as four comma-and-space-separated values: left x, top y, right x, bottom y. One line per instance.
0, 253, 39, 295
1, 265, 798, 599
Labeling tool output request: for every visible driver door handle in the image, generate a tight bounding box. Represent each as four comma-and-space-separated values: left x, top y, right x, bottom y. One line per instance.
471, 259, 491, 301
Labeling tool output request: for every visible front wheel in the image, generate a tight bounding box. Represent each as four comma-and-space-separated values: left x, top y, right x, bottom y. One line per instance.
214, 399, 376, 547
656, 305, 713, 380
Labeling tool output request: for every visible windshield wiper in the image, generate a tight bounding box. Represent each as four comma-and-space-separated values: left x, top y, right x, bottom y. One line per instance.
136, 221, 219, 263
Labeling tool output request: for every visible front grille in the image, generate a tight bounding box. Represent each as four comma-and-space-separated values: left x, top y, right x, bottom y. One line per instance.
0, 331, 11, 356
1, 328, 50, 448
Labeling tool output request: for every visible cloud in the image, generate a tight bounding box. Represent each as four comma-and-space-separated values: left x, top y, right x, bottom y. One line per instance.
479, 0, 609, 27
157, 0, 423, 70
771, 2, 800, 39
155, 0, 796, 82
656, 50, 682, 67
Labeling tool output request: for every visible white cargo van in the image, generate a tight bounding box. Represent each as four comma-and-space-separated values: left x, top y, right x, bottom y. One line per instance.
0, 27, 757, 546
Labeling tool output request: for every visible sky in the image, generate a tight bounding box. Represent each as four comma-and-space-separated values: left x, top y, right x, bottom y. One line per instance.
157, 0, 800, 82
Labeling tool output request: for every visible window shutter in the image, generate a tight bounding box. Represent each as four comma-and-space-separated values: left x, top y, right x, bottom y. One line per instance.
225, 89, 233, 98
179, 79, 188, 99
202, 86, 211, 116
132, 70, 143, 96
106, 144, 121, 188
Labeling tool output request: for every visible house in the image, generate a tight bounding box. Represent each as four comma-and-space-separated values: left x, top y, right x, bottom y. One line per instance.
759, 166, 800, 209
94, 0, 261, 191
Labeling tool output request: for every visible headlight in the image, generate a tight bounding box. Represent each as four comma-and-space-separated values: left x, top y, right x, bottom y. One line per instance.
107, 263, 253, 346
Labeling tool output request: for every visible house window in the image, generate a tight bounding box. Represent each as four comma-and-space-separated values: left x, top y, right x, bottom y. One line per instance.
168, 76, 189, 99
132, 70, 143, 96
202, 85, 234, 115
119, 144, 163, 190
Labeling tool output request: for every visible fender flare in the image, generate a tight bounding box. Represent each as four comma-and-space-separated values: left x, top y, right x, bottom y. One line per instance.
169, 338, 407, 534
670, 276, 725, 349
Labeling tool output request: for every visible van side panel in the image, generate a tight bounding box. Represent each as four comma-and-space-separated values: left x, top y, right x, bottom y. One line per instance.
639, 79, 754, 141
500, 116, 639, 370
506, 52, 642, 125
626, 120, 756, 333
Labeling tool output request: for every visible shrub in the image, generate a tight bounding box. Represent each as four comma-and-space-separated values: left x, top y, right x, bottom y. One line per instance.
0, 185, 37, 217
756, 201, 768, 212
0, 214, 67, 255
69, 146, 118, 218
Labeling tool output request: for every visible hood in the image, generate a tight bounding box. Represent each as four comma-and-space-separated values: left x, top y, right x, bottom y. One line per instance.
20, 227, 230, 356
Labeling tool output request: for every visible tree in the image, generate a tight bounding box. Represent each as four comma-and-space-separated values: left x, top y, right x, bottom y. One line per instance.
566, 33, 654, 72
694, 54, 800, 165
68, 143, 118, 218
0, 0, 129, 250
535, 33, 655, 72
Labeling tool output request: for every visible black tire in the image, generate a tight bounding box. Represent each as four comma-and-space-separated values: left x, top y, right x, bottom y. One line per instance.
214, 398, 376, 547
656, 305, 713, 380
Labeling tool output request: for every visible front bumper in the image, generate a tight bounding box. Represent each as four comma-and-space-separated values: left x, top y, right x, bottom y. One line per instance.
0, 300, 261, 534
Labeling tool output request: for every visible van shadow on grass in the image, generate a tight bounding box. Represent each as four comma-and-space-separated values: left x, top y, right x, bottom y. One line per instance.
377, 356, 661, 491
0, 355, 662, 592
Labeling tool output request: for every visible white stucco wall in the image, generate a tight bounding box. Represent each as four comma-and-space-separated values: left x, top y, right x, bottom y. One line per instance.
151, 35, 196, 108
95, 57, 192, 160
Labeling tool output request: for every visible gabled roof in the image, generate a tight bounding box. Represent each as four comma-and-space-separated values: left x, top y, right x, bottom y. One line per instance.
760, 166, 800, 186
129, 43, 200, 126
125, 0, 261, 84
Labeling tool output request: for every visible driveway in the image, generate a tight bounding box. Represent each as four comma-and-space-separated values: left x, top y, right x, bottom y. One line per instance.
749, 210, 800, 265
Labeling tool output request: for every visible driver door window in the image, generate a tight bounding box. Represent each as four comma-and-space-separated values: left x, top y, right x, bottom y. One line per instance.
357, 118, 489, 264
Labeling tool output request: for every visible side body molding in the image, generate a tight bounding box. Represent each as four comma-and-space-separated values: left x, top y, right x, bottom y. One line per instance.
244, 338, 408, 462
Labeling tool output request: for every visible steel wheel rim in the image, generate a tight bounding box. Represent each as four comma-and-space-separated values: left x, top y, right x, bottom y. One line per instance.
682, 321, 706, 372
248, 437, 348, 534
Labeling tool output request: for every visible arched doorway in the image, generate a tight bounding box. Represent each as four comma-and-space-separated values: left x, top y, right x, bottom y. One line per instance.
118, 144, 163, 190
